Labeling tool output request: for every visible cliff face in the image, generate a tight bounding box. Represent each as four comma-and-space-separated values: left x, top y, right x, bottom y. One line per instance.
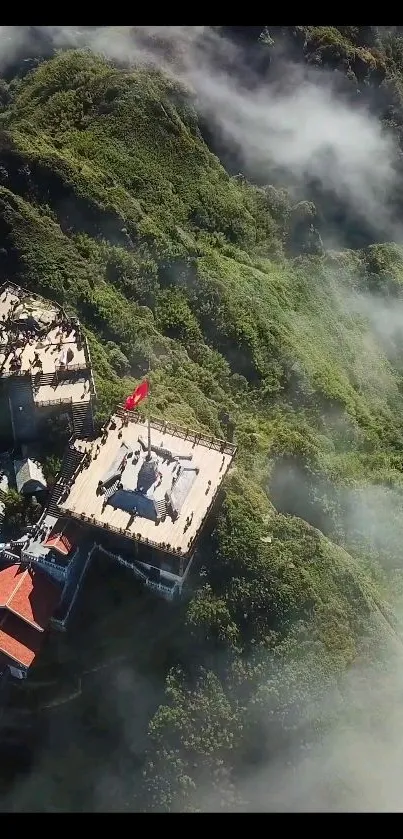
1, 27, 403, 812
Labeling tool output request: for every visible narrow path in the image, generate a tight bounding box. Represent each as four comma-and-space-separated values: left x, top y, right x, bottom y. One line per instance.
37, 654, 129, 712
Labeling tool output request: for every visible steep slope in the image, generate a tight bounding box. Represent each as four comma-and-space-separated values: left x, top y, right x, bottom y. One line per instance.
217, 26, 403, 248
1, 45, 403, 811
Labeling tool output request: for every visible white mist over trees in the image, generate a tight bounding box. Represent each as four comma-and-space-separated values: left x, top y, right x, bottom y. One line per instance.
1, 25, 403, 813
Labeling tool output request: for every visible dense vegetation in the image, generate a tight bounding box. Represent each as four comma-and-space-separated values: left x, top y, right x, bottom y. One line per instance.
2, 27, 403, 811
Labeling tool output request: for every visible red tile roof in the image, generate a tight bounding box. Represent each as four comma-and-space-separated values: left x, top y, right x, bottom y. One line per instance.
0, 564, 62, 631
0, 612, 43, 668
43, 533, 72, 557
43, 518, 77, 557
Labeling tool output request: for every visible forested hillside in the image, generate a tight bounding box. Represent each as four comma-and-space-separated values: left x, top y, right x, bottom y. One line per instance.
2, 26, 403, 812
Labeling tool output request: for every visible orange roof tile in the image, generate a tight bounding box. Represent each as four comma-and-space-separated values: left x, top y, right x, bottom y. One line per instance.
43, 518, 77, 557
0, 612, 43, 668
0, 564, 62, 631
42, 533, 72, 556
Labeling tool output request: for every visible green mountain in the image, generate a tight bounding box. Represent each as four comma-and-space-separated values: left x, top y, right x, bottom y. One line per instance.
2, 28, 403, 811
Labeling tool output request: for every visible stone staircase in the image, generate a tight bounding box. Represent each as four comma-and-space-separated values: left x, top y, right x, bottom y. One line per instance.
46, 446, 85, 517
8, 375, 37, 443
154, 498, 167, 520
0, 486, 6, 529
32, 371, 56, 388
60, 447, 84, 483
46, 486, 64, 519
96, 545, 176, 601
104, 478, 120, 501
72, 401, 94, 439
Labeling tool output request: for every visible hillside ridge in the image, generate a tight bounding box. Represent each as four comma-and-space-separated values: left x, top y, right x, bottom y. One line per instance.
1, 30, 403, 811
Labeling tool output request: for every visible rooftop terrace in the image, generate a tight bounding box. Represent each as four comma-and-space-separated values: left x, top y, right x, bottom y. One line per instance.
60, 412, 236, 557
0, 282, 95, 404
33, 377, 91, 407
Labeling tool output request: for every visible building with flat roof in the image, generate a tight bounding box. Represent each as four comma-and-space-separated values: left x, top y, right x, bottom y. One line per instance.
57, 408, 236, 597
0, 281, 95, 450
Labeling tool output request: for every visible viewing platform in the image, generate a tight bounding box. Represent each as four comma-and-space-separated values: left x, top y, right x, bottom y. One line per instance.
59, 411, 237, 559
0, 282, 95, 403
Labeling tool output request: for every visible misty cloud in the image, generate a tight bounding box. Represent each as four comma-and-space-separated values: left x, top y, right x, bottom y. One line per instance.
349, 289, 403, 352
188, 65, 398, 238
0, 25, 399, 241
239, 632, 403, 813
1, 24, 403, 814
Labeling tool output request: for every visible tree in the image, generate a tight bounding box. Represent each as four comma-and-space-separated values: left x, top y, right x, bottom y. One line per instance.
144, 668, 243, 812
42, 453, 62, 487
43, 411, 72, 455
25, 495, 43, 525
2, 489, 26, 536
105, 341, 131, 376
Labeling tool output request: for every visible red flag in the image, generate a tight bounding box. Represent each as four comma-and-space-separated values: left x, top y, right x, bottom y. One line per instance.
124, 379, 149, 411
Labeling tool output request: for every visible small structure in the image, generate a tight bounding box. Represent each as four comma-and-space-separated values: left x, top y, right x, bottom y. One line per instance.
14, 457, 47, 496
42, 519, 76, 557
0, 563, 62, 679
22, 515, 82, 582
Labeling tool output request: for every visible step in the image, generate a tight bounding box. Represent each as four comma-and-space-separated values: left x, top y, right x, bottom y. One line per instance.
72, 403, 94, 439
104, 550, 175, 600
46, 491, 63, 517
48, 481, 64, 501
72, 410, 92, 423
9, 380, 31, 391
154, 499, 167, 518
72, 401, 89, 410
32, 372, 56, 387
45, 450, 84, 517
72, 403, 90, 415
104, 478, 120, 500
59, 461, 83, 486
58, 449, 83, 482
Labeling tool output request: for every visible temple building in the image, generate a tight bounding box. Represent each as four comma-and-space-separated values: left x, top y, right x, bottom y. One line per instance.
0, 563, 62, 679
55, 409, 237, 599
14, 458, 47, 496
0, 283, 237, 686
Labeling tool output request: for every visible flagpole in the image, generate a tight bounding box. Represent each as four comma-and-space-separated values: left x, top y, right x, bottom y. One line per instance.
147, 353, 151, 460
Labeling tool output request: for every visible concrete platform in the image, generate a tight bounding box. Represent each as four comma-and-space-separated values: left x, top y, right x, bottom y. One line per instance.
60, 413, 236, 557
0, 283, 90, 377
33, 379, 91, 406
